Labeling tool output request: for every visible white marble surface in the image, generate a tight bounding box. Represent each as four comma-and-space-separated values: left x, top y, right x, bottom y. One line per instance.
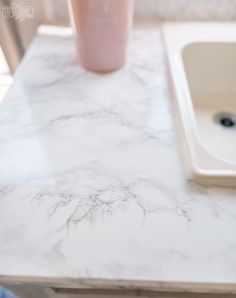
1, 24, 236, 286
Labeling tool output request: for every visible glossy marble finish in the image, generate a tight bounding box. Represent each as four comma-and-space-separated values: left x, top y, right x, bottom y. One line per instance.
0, 24, 236, 285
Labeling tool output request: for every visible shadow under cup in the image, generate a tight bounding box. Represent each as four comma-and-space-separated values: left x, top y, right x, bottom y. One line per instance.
69, 0, 135, 73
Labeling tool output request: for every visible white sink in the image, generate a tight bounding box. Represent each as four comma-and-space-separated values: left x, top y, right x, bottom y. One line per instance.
163, 23, 236, 186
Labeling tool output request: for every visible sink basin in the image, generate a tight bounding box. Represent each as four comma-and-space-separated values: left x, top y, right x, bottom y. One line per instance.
163, 23, 236, 186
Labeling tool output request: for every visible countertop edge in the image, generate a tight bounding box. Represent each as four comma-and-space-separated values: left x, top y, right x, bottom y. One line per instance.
1, 276, 236, 295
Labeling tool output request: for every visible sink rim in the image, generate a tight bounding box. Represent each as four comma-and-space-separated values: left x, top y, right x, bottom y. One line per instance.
163, 22, 236, 186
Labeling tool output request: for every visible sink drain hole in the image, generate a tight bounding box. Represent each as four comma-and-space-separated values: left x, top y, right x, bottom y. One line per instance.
214, 113, 236, 128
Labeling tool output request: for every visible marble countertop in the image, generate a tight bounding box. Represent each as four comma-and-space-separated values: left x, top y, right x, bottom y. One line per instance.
1, 24, 236, 291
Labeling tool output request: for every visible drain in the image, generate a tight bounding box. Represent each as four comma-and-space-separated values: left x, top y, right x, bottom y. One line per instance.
214, 113, 236, 128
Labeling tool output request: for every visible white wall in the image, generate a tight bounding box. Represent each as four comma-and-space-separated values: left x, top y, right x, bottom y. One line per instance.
15, 0, 44, 49
3, 0, 236, 58
43, 0, 236, 23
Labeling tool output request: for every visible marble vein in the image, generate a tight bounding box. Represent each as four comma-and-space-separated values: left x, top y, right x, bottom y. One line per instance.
0, 25, 236, 284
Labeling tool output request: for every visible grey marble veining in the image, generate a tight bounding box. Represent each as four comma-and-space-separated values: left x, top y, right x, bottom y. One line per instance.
0, 24, 236, 285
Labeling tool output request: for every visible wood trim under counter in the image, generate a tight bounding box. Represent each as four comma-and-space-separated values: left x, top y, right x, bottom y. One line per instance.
1, 276, 236, 297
